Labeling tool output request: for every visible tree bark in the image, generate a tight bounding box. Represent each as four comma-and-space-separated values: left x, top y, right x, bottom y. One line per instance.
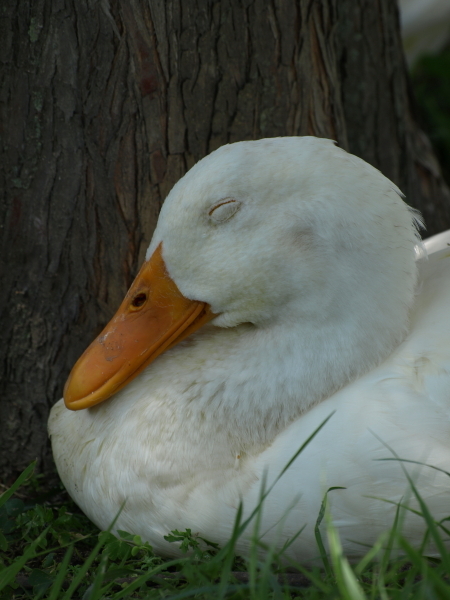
1, 0, 449, 481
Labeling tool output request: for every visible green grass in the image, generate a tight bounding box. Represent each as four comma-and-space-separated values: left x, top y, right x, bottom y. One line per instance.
1, 461, 450, 599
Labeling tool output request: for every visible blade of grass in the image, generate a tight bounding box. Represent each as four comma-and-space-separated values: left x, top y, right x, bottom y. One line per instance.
47, 545, 73, 600
111, 558, 186, 599
60, 533, 109, 600
166, 582, 251, 600
398, 536, 450, 598
216, 502, 245, 600
257, 537, 284, 600
315, 486, 345, 578
0, 462, 36, 510
213, 412, 336, 567
372, 434, 450, 572
377, 458, 450, 479
259, 492, 303, 541
327, 516, 366, 600
88, 550, 141, 599
362, 495, 423, 519
275, 412, 335, 482
61, 503, 125, 600
379, 501, 402, 575
83, 550, 109, 600
281, 556, 330, 594
30, 534, 92, 560
0, 530, 7, 552
436, 517, 450, 537
213, 418, 334, 599
375, 567, 389, 600
404, 482, 450, 569
0, 526, 49, 591
248, 470, 268, 599
276, 524, 306, 555
354, 532, 389, 577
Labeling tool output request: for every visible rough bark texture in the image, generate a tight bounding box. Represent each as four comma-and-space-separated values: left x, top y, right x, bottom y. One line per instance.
1, 0, 449, 481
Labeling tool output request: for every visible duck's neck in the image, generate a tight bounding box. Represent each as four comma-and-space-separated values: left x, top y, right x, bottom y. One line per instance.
129, 286, 410, 457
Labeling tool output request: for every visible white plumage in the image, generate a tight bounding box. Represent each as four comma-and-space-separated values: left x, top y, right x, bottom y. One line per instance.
49, 137, 450, 563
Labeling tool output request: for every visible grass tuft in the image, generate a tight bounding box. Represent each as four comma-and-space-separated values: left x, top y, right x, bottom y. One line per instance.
2, 446, 450, 598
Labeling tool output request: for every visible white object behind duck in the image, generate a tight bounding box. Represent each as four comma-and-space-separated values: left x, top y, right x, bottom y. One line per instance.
49, 137, 450, 562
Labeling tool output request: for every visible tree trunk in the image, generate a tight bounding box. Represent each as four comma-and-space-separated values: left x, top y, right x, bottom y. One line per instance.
1, 0, 449, 482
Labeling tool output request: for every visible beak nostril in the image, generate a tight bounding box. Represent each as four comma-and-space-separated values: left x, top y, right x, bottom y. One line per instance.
131, 293, 147, 308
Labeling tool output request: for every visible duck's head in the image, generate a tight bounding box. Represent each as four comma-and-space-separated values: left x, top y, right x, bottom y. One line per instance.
64, 137, 421, 410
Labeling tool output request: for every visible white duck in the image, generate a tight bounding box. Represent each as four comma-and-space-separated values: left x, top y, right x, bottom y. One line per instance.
49, 137, 450, 563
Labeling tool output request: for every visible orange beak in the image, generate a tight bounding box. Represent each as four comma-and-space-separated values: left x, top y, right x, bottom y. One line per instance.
64, 243, 216, 410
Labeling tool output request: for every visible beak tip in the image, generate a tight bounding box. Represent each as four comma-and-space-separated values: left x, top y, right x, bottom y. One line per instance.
62, 244, 217, 412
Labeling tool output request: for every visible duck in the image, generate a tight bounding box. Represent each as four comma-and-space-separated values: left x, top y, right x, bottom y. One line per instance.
48, 137, 450, 563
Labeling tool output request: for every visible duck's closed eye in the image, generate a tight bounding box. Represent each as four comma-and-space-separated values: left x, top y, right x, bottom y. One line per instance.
208, 199, 242, 223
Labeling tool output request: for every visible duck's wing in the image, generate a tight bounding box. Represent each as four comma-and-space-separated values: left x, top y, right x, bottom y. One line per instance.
237, 243, 450, 561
